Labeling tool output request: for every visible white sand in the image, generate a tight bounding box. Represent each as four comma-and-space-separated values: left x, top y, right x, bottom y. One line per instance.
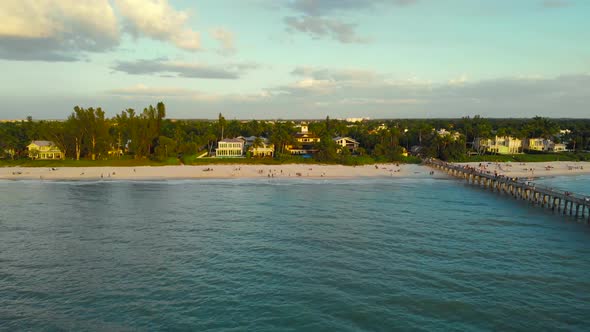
3, 161, 589, 181
0, 163, 435, 181
456, 161, 590, 178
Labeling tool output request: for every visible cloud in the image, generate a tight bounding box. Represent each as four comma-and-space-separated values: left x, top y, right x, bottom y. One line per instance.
111, 58, 258, 79
0, 0, 206, 61
9, 73, 589, 119
282, 0, 417, 43
284, 16, 368, 43
263, 70, 590, 117
541, 0, 571, 8
115, 0, 201, 51
106, 84, 270, 103
288, 0, 418, 16
448, 74, 468, 86
107, 84, 199, 97
210, 27, 236, 55
0, 0, 119, 61
292, 66, 377, 81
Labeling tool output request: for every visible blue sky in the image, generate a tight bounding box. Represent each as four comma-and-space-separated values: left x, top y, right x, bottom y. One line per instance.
0, 0, 588, 119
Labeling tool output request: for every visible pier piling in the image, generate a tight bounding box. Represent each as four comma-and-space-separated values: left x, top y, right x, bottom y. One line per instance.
426, 159, 589, 223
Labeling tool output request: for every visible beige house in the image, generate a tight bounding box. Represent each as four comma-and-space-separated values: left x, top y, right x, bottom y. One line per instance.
215, 138, 245, 157
27, 140, 64, 160
474, 136, 522, 154
333, 136, 360, 153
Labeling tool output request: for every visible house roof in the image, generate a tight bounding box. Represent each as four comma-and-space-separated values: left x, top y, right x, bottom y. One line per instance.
294, 133, 319, 138
237, 136, 269, 144
333, 136, 359, 144
29, 140, 54, 147
219, 138, 244, 143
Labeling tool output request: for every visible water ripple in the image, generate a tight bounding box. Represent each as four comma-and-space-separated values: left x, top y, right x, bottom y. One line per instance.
1, 178, 590, 330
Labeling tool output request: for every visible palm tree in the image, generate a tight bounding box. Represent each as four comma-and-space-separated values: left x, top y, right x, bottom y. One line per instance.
251, 137, 264, 157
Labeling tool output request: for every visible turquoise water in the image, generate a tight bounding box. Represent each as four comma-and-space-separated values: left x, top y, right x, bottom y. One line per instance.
1, 177, 590, 330
536, 175, 590, 196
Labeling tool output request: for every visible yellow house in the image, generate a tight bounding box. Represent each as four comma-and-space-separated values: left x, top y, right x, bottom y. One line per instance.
27, 140, 64, 160
287, 124, 320, 155
525, 138, 545, 151
474, 136, 522, 154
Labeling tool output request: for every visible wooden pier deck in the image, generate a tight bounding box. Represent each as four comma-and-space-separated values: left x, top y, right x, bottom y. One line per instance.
425, 159, 590, 223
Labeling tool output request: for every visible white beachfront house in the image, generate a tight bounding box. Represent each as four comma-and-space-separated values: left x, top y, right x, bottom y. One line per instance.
548, 142, 567, 152
215, 138, 245, 157
333, 136, 360, 153
27, 140, 64, 160
524, 138, 567, 152
474, 136, 522, 154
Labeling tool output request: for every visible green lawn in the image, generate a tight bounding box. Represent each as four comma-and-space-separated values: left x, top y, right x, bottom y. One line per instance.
0, 157, 181, 167
1, 154, 422, 167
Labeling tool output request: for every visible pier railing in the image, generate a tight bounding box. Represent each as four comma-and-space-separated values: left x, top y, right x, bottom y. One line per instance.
424, 158, 590, 222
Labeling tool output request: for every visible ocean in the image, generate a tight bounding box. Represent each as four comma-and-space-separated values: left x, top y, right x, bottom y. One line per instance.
1, 177, 590, 330
536, 175, 590, 196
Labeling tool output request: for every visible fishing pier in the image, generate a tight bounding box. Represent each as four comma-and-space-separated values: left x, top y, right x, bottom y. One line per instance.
426, 159, 590, 223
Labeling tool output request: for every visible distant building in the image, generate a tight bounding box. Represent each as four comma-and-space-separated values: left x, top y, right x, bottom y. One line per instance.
345, 117, 369, 123
287, 124, 320, 155
108, 147, 124, 157
369, 123, 388, 134
436, 128, 461, 140
215, 138, 245, 157
333, 136, 360, 153
27, 140, 64, 160
474, 136, 522, 154
2, 148, 16, 159
0, 119, 25, 123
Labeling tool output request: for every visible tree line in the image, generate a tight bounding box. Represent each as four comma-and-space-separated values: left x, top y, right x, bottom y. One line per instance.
1, 103, 590, 162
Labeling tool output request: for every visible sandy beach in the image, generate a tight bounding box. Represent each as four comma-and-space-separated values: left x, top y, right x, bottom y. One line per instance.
456, 161, 590, 178
2, 161, 590, 181
0, 163, 436, 181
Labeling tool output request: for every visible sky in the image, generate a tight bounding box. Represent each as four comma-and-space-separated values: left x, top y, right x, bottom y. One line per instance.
0, 0, 589, 119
